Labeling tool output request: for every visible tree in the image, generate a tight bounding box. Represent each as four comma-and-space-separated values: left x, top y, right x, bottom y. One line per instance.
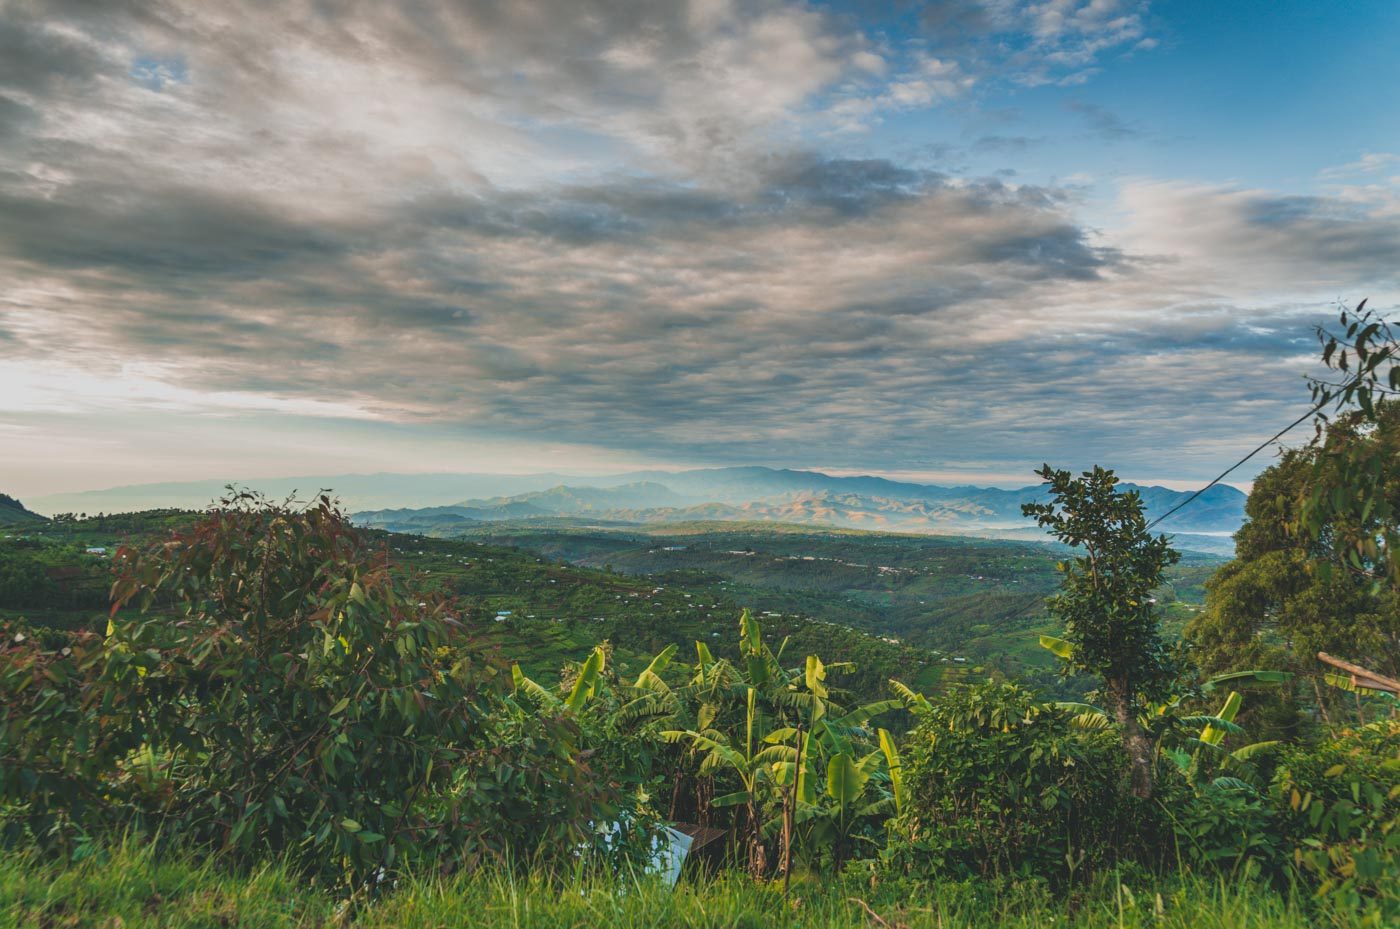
1187, 414, 1400, 724
1022, 465, 1180, 798
1305, 301, 1400, 587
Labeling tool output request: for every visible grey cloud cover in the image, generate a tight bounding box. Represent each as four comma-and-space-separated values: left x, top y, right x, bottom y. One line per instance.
1, 0, 1398, 489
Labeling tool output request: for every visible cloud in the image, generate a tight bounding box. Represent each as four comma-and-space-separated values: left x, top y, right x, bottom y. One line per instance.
2, 0, 1396, 491
1116, 180, 1400, 294
972, 134, 1042, 153
1064, 99, 1137, 139
1319, 151, 1399, 180
915, 0, 1152, 87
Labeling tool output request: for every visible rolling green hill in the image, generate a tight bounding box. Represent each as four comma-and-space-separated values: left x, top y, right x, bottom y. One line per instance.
0, 493, 47, 526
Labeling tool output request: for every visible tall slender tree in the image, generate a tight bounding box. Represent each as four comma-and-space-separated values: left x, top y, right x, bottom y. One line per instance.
1023, 465, 1180, 798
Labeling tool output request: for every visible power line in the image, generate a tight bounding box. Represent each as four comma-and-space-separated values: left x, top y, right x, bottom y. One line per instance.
1145, 398, 1328, 532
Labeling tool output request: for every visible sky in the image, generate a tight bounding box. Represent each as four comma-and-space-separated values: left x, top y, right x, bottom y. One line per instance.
3, 0, 1400, 498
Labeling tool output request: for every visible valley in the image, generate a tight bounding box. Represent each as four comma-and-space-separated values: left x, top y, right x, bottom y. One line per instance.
1, 505, 1223, 702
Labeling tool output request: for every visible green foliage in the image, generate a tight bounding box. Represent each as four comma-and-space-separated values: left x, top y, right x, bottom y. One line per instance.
4, 487, 1394, 913
1162, 778, 1285, 877
512, 607, 903, 878
664, 611, 898, 875
1306, 301, 1400, 588
1187, 408, 1400, 730
1272, 719, 1400, 923
887, 682, 1148, 884
0, 545, 59, 609
1023, 465, 1182, 797
0, 493, 627, 887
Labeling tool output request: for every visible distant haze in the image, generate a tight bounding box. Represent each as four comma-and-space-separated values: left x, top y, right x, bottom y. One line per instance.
30, 467, 1246, 555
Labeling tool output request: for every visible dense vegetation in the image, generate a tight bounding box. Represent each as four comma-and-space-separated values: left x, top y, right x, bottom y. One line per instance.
3, 487, 1395, 923
2, 311, 1397, 927
1189, 405, 1400, 736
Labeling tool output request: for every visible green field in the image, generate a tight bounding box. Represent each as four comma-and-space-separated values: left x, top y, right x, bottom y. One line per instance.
0, 843, 1363, 929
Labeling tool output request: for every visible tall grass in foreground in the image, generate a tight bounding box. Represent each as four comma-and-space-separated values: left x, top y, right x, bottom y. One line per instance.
0, 844, 1375, 929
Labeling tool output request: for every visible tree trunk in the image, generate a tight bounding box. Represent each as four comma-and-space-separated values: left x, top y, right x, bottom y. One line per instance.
669, 768, 684, 820
746, 799, 767, 879
780, 792, 794, 893
1107, 677, 1153, 799
782, 724, 804, 895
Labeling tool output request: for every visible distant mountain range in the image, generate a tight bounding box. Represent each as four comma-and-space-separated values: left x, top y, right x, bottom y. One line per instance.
351, 467, 1248, 545
26, 467, 1246, 550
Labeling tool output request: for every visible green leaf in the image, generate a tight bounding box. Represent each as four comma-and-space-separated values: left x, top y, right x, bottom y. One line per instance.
805, 654, 828, 699
1200, 691, 1242, 746
1202, 669, 1292, 690
512, 663, 558, 706
878, 728, 904, 815
1039, 635, 1074, 660
633, 643, 677, 692
711, 790, 751, 808
565, 645, 606, 712
826, 752, 869, 809
889, 679, 931, 714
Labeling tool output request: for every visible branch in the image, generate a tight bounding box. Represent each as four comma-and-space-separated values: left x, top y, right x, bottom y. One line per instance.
1317, 652, 1400, 694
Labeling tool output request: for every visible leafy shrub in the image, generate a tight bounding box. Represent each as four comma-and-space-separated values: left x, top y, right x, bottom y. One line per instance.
0, 493, 628, 886
1272, 719, 1400, 923
1161, 778, 1285, 877
885, 682, 1153, 884
0, 545, 60, 609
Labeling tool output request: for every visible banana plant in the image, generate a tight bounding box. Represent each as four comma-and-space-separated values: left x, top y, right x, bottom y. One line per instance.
662, 684, 782, 877
508, 644, 609, 713
614, 644, 687, 726
1159, 689, 1281, 786
807, 749, 893, 872
528, 610, 904, 877
758, 653, 900, 878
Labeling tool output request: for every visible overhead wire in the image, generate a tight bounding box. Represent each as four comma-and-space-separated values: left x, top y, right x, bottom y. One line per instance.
1144, 398, 1329, 532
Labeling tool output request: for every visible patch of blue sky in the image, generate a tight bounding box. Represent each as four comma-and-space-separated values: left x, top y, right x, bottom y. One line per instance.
130, 55, 188, 92
824, 0, 1400, 195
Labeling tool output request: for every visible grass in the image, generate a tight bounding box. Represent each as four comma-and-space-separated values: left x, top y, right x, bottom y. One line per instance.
0, 844, 1374, 929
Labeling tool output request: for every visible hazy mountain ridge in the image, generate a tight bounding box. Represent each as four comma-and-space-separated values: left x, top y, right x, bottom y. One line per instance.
462, 481, 688, 512
350, 467, 1247, 541
31, 467, 1244, 541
